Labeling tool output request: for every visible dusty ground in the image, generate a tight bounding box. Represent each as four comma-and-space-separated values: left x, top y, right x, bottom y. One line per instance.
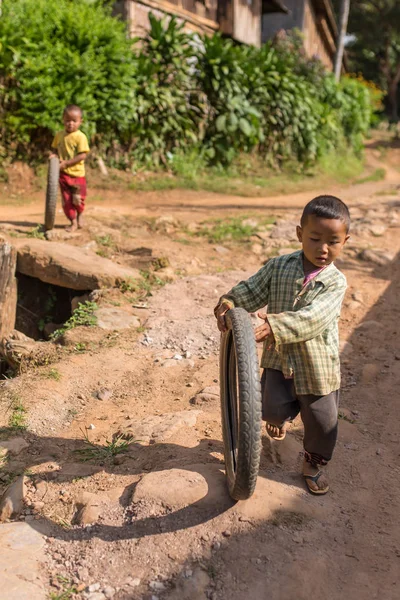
0, 148, 399, 600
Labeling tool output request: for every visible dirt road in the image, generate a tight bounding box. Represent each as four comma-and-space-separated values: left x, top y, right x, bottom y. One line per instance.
0, 161, 399, 600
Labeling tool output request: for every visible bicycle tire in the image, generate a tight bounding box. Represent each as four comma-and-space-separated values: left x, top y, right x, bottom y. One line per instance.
44, 156, 60, 231
220, 307, 262, 500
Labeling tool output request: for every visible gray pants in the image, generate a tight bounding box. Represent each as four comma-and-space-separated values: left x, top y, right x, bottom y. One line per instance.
261, 369, 339, 463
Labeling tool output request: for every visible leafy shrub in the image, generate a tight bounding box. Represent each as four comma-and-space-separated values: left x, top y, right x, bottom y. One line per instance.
0, 4, 379, 169
0, 0, 135, 161
129, 15, 205, 168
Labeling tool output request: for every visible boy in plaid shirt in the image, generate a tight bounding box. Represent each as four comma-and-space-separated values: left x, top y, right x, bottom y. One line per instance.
214, 196, 350, 495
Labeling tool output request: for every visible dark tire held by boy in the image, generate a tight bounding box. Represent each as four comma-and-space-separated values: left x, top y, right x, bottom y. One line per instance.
44, 156, 60, 231
220, 307, 262, 501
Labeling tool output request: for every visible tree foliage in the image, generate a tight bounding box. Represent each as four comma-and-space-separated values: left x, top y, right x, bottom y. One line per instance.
335, 0, 400, 119
0, 0, 379, 168
0, 0, 135, 159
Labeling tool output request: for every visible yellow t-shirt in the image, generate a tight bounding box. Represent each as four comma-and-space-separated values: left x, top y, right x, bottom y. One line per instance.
51, 130, 90, 177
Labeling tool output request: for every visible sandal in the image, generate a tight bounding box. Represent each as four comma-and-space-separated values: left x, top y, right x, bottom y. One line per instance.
304, 471, 329, 495
266, 422, 286, 441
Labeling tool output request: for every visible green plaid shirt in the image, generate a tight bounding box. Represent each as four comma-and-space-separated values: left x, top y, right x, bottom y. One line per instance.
222, 250, 347, 396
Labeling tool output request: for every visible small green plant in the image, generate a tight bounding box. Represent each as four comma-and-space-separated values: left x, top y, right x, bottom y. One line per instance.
338, 411, 355, 424
8, 396, 27, 431
96, 248, 108, 258
119, 271, 165, 297
26, 225, 46, 240
193, 217, 258, 243
42, 367, 61, 381
67, 408, 78, 419
355, 167, 386, 184
95, 234, 115, 248
118, 277, 140, 294
49, 575, 77, 599
50, 302, 98, 340
73, 342, 88, 353
74, 429, 135, 462
95, 234, 117, 258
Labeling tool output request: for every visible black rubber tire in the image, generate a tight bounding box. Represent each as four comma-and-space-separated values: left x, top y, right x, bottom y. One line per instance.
220, 307, 262, 501
44, 156, 60, 231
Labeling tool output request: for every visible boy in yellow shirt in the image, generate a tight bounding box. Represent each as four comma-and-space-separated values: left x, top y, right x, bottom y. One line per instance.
50, 105, 90, 232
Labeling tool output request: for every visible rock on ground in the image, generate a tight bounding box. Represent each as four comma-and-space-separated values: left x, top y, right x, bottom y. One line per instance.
0, 475, 27, 522
190, 386, 220, 405
0, 437, 29, 456
14, 239, 140, 290
132, 464, 229, 511
0, 522, 46, 599
269, 221, 298, 243
95, 307, 140, 330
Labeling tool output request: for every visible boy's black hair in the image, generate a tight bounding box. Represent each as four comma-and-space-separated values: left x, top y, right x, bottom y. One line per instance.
301, 195, 350, 233
63, 104, 83, 117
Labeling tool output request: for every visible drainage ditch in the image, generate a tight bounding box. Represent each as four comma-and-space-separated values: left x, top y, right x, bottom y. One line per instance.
16, 273, 90, 341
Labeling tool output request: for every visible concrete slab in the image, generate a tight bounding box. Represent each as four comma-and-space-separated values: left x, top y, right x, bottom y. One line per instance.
0, 522, 46, 599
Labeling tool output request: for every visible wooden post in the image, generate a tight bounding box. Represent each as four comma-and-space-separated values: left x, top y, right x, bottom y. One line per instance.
334, 0, 351, 82
0, 240, 17, 340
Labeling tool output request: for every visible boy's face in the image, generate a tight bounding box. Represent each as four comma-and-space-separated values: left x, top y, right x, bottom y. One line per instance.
63, 109, 82, 134
296, 215, 349, 268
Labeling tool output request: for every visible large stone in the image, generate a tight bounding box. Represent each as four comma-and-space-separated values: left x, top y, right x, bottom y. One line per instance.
132, 464, 229, 510
269, 221, 298, 243
0, 475, 27, 522
127, 410, 201, 443
190, 386, 220, 405
95, 307, 140, 330
14, 239, 140, 290
0, 522, 46, 599
74, 502, 102, 526
0, 437, 29, 456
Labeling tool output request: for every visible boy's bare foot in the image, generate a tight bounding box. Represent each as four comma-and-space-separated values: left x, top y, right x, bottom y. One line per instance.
77, 215, 84, 229
65, 220, 78, 233
266, 422, 286, 440
303, 458, 329, 495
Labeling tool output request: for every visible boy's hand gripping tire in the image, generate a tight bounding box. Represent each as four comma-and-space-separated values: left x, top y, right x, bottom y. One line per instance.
44, 156, 60, 231
220, 308, 262, 500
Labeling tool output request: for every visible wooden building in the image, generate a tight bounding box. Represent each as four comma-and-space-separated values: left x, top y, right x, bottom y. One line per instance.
262, 0, 338, 70
114, 0, 288, 47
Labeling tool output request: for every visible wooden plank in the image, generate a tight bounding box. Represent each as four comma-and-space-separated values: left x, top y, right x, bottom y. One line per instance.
233, 0, 262, 47
0, 240, 17, 340
129, 0, 219, 32
218, 0, 234, 36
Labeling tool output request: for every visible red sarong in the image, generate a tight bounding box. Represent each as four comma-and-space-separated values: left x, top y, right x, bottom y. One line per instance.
59, 172, 87, 221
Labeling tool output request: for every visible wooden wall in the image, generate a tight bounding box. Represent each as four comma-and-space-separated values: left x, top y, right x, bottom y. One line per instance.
115, 0, 264, 46
303, 0, 334, 70
234, 0, 262, 47
114, 0, 219, 37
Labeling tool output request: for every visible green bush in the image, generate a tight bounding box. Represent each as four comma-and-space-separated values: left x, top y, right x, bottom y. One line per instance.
0, 2, 379, 169
0, 0, 135, 161
129, 15, 205, 168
